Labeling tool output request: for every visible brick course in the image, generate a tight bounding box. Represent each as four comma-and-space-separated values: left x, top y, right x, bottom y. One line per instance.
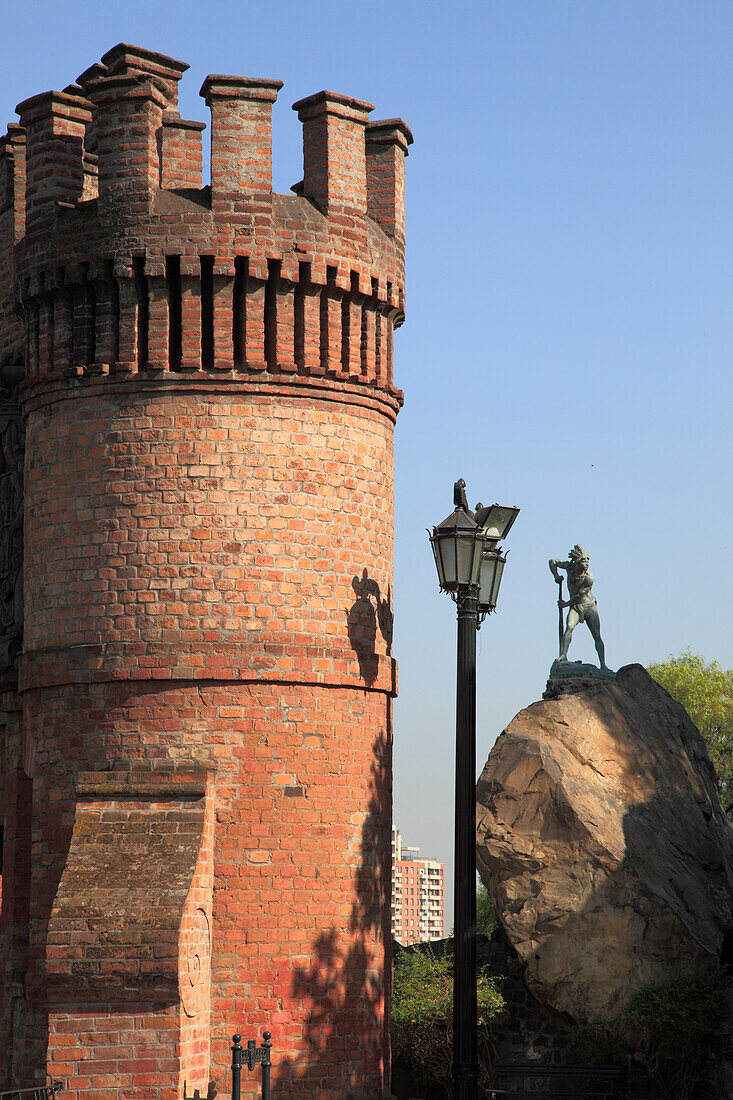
0, 41, 410, 1100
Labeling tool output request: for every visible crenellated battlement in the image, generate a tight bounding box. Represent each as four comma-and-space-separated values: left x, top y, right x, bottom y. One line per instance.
0, 44, 412, 397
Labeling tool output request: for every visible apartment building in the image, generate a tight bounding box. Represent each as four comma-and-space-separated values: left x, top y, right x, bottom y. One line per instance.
391, 826, 445, 945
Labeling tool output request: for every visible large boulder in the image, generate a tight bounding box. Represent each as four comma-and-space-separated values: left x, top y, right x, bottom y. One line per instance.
476, 664, 733, 1026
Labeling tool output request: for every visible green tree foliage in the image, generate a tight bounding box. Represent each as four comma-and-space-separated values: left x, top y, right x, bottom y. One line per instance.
623, 966, 728, 1099
648, 651, 733, 814
392, 948, 505, 1097
476, 883, 497, 937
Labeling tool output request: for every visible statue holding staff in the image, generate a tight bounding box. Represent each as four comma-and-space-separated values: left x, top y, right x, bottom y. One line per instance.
549, 545, 610, 672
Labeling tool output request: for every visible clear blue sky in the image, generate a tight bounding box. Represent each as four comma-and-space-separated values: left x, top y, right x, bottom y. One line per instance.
4, 1, 733, 912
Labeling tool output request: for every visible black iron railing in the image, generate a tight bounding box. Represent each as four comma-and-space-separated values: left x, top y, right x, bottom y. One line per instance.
0, 1085, 62, 1100
231, 1032, 272, 1100
489, 1062, 622, 1098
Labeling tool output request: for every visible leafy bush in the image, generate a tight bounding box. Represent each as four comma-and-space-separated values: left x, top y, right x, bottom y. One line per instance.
648, 651, 733, 815
392, 947, 505, 1097
476, 884, 497, 937
623, 965, 728, 1098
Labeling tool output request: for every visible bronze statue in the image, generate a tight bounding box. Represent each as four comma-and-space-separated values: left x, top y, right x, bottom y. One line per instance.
549, 545, 610, 672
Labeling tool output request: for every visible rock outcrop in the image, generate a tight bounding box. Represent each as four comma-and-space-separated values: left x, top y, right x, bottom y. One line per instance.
476, 664, 733, 1025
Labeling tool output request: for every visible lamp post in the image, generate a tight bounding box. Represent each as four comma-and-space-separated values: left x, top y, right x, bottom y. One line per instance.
429, 480, 518, 1100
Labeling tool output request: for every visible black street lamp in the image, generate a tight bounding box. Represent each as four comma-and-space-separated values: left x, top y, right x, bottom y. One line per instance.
429, 480, 518, 1100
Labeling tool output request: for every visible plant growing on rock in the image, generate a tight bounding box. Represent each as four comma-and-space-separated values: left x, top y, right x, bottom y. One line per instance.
477, 883, 497, 937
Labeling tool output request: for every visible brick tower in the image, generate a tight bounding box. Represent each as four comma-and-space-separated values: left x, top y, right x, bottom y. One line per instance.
0, 44, 411, 1099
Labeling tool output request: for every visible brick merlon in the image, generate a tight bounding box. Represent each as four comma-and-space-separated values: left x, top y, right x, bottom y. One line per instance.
292, 90, 374, 124
15, 89, 93, 125
200, 75, 284, 103
162, 110, 206, 132
76, 63, 108, 90
84, 72, 169, 109
92, 44, 189, 110
366, 118, 414, 155
100, 42, 189, 82
3, 124, 25, 146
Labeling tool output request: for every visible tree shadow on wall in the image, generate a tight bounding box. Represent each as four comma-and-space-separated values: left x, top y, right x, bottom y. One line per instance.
273, 726, 393, 1098
346, 569, 393, 688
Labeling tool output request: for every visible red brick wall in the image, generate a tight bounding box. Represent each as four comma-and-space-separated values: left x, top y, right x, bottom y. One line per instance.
22, 388, 396, 662
17, 678, 392, 1096
18, 384, 396, 1094
1, 40, 410, 1099
0, 126, 25, 365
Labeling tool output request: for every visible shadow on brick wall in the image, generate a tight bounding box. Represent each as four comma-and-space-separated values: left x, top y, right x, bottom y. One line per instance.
346, 569, 393, 688
280, 725, 393, 1097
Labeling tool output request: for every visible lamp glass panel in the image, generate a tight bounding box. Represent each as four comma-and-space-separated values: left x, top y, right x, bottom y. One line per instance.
490, 555, 506, 605
431, 537, 446, 588
455, 535, 476, 587
469, 535, 483, 585
438, 533, 458, 588
479, 552, 506, 610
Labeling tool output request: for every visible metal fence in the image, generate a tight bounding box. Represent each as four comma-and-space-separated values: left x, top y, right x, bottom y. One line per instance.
489, 1062, 623, 1098
0, 1085, 62, 1100
231, 1032, 272, 1100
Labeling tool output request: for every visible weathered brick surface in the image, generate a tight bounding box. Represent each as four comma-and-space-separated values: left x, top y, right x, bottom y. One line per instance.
0, 126, 25, 364
22, 387, 396, 669
17, 680, 393, 1096
0, 41, 410, 1099
41, 767, 215, 1098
